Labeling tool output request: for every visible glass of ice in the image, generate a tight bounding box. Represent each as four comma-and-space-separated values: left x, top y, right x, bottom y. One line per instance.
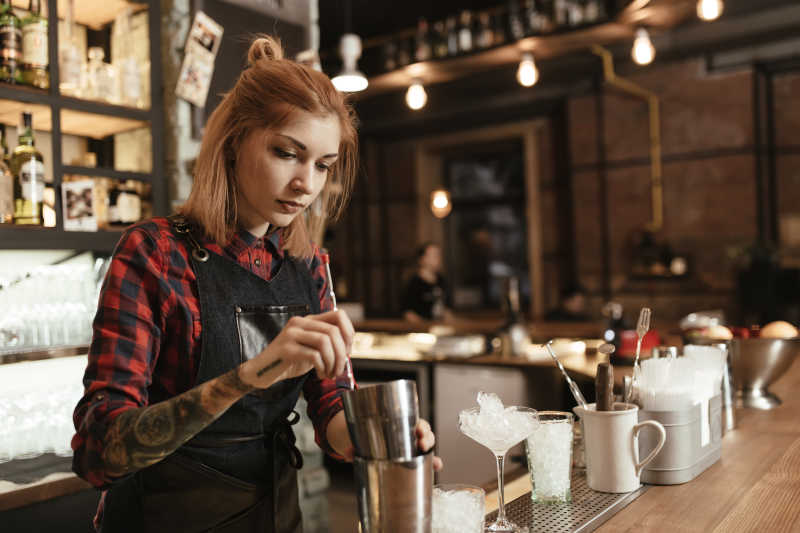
432, 484, 485, 533
459, 398, 538, 532
525, 411, 574, 504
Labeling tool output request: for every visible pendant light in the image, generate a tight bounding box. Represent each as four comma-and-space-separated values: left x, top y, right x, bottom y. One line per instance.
516, 52, 539, 87
631, 28, 655, 66
405, 79, 427, 110
331, 0, 368, 93
697, 0, 724, 21
430, 189, 452, 218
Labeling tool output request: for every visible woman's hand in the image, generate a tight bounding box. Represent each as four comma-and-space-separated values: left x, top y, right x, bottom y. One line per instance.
416, 419, 444, 471
240, 310, 354, 388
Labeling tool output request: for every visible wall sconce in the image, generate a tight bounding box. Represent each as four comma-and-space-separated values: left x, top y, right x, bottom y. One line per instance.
331, 33, 368, 93
697, 0, 724, 21
631, 28, 655, 66
430, 189, 452, 218
405, 79, 427, 110
516, 52, 539, 87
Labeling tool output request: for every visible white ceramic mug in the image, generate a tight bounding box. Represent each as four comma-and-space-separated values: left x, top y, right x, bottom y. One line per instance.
573, 402, 666, 493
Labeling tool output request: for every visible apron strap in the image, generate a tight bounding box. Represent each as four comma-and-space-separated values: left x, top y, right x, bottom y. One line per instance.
272, 410, 304, 532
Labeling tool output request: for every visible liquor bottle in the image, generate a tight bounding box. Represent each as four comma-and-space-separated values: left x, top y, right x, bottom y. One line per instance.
59, 0, 82, 96
567, 0, 585, 27
553, 0, 569, 27
445, 16, 458, 56
11, 112, 46, 225
21, 0, 48, 89
475, 12, 494, 49
508, 0, 525, 41
86, 47, 119, 104
396, 38, 411, 68
382, 41, 397, 72
0, 124, 13, 224
0, 0, 23, 84
432, 21, 448, 58
492, 11, 507, 46
108, 180, 142, 226
457, 10, 473, 54
584, 0, 606, 23
414, 18, 431, 62
113, 8, 142, 107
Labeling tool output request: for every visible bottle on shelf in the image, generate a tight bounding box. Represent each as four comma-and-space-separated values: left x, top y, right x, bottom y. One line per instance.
432, 21, 448, 58
475, 12, 494, 49
567, 0, 585, 27
86, 46, 119, 104
525, 0, 553, 35
0, 0, 23, 84
491, 10, 507, 46
59, 0, 82, 97
445, 16, 458, 56
395, 38, 411, 67
584, 0, 605, 23
553, 0, 569, 28
112, 7, 143, 108
457, 10, 473, 54
508, 0, 526, 41
11, 111, 46, 225
382, 41, 397, 72
108, 179, 142, 227
21, 0, 48, 89
0, 124, 13, 224
414, 18, 431, 62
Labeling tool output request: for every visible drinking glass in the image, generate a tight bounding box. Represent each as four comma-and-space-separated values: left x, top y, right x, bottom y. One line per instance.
432, 484, 485, 533
525, 411, 573, 504
459, 406, 538, 532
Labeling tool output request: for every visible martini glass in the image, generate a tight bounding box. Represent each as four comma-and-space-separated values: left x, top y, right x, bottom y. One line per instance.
459, 406, 538, 532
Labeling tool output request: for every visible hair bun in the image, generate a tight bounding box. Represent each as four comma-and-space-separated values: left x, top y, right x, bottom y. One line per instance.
248, 35, 284, 65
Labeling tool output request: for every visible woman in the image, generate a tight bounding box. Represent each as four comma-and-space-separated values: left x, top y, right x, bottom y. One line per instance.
402, 242, 453, 323
71, 36, 440, 533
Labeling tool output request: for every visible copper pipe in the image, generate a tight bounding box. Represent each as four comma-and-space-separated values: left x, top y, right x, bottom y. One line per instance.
591, 45, 663, 232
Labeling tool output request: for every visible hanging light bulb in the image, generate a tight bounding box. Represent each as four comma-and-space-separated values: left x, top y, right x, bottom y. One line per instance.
331, 33, 368, 92
631, 28, 655, 66
405, 79, 427, 110
430, 189, 452, 218
697, 0, 724, 21
516, 52, 539, 87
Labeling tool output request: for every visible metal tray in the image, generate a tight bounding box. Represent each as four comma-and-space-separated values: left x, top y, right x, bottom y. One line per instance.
485, 470, 648, 533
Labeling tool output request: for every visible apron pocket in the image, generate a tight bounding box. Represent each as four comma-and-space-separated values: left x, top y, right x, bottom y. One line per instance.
138, 453, 264, 533
235, 305, 309, 363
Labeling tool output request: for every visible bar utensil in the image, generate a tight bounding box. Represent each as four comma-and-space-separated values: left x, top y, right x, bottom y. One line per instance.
321, 252, 355, 390
596, 362, 614, 411
598, 343, 615, 358
545, 340, 588, 409
627, 307, 651, 403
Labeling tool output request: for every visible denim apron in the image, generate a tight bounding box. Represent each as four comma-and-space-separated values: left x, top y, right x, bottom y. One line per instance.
100, 216, 319, 533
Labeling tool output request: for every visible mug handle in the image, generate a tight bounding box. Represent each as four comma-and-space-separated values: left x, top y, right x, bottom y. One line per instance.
633, 420, 666, 476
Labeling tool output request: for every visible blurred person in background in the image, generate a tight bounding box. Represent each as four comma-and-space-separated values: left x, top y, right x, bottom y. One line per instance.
402, 242, 454, 323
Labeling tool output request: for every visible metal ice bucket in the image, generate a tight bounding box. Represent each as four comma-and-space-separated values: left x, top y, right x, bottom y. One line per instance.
354, 450, 433, 533
343, 379, 419, 460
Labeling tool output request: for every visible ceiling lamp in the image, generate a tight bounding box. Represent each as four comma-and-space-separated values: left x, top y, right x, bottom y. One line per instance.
516, 52, 539, 87
430, 189, 452, 218
405, 79, 427, 110
697, 0, 724, 21
331, 33, 368, 93
631, 28, 655, 66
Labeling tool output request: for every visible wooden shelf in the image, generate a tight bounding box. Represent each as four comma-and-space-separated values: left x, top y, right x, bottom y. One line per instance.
11, 0, 147, 30
359, 0, 696, 98
61, 165, 153, 182
0, 226, 124, 252
0, 97, 148, 139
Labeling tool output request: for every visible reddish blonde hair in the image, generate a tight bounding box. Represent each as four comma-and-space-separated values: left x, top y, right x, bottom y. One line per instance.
180, 35, 359, 258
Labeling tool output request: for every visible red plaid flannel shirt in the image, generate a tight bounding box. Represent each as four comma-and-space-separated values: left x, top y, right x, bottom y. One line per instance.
71, 217, 350, 489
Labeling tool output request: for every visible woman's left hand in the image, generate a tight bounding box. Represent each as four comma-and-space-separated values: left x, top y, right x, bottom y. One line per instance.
416, 419, 444, 472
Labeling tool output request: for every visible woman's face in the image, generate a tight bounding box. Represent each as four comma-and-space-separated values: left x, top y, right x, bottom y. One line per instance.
234, 111, 341, 236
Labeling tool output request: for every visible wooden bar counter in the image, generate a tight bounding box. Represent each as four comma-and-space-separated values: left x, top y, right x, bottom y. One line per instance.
487, 353, 800, 532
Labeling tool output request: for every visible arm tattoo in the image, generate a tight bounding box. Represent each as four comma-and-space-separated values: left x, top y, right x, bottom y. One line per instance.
102, 367, 255, 476
256, 358, 282, 377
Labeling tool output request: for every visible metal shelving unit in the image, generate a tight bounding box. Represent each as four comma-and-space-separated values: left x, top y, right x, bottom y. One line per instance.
0, 0, 165, 252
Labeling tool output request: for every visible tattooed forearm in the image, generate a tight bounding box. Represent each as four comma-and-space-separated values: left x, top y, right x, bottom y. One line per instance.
256, 358, 282, 377
102, 367, 255, 476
